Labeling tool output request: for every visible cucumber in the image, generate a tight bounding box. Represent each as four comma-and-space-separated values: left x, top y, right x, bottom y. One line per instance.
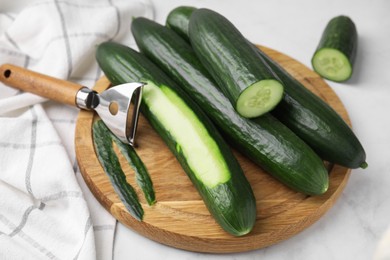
164, 6, 367, 169
96, 42, 256, 236
93, 120, 144, 221
131, 17, 329, 195
166, 6, 197, 42
111, 132, 156, 206
312, 15, 358, 82
188, 8, 284, 118
256, 48, 367, 169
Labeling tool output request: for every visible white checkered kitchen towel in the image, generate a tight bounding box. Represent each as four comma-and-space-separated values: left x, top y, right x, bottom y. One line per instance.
0, 0, 154, 259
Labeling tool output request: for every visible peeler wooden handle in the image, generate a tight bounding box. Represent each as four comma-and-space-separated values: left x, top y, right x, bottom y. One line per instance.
0, 64, 85, 107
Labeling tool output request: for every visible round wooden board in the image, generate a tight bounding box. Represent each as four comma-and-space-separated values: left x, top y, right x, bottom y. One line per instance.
75, 46, 351, 253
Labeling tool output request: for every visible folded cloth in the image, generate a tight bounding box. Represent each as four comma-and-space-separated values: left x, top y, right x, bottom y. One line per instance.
0, 0, 154, 259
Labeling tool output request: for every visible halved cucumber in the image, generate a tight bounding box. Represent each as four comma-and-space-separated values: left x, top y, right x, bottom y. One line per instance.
312, 15, 357, 82
312, 48, 352, 82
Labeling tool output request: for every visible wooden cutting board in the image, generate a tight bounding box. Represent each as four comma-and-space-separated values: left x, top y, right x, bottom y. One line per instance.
75, 46, 351, 253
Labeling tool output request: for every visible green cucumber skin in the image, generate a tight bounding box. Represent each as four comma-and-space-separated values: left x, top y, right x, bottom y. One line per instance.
131, 17, 329, 195
188, 8, 283, 114
96, 42, 256, 236
258, 49, 366, 169
164, 6, 366, 169
112, 134, 156, 206
166, 6, 197, 42
314, 15, 357, 69
93, 120, 144, 221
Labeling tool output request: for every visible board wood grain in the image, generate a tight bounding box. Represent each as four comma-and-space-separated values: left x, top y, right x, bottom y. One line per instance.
75, 46, 351, 253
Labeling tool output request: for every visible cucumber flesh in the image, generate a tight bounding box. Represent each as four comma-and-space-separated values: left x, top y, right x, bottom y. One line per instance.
237, 79, 284, 118
142, 80, 230, 188
312, 48, 352, 82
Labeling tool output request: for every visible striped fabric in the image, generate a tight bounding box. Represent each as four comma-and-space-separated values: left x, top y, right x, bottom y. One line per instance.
0, 0, 154, 259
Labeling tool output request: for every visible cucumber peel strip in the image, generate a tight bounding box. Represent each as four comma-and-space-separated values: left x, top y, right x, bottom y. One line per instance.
93, 120, 144, 221
112, 135, 156, 206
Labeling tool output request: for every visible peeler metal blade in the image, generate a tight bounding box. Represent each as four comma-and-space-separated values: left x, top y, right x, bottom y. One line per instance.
76, 82, 144, 147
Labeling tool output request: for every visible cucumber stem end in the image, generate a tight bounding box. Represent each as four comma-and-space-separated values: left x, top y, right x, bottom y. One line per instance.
360, 162, 368, 169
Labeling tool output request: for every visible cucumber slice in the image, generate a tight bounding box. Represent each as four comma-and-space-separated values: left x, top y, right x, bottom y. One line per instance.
312, 15, 357, 82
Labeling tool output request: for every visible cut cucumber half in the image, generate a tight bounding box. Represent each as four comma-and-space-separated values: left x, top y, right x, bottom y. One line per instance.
236, 79, 284, 118
312, 48, 352, 82
312, 15, 357, 82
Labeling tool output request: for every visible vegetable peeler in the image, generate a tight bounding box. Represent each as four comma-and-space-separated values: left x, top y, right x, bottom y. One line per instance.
0, 64, 143, 146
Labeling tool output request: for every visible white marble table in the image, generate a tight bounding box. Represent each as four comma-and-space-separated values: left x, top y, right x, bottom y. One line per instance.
114, 0, 390, 259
